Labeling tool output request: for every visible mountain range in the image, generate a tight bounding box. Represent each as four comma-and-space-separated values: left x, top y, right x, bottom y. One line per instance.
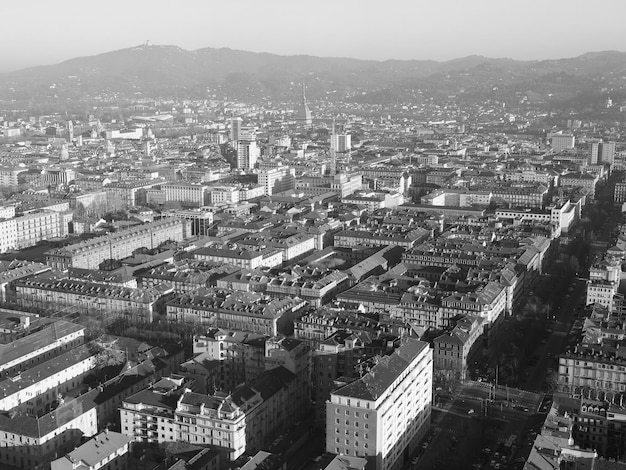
1, 45, 625, 107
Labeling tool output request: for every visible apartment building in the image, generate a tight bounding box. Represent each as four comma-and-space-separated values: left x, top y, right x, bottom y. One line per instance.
266, 270, 349, 308
0, 167, 27, 187
166, 290, 307, 336
421, 189, 492, 207
334, 227, 430, 249
0, 260, 51, 302
162, 209, 214, 236
326, 339, 432, 470
312, 331, 399, 428
560, 173, 599, 198
0, 342, 96, 414
551, 133, 575, 152
0, 210, 71, 253
45, 218, 188, 270
0, 315, 84, 379
296, 173, 363, 198
495, 199, 580, 236
0, 205, 16, 219
433, 314, 484, 380
208, 186, 239, 204
491, 184, 548, 209
69, 190, 108, 217
14, 278, 171, 323
105, 179, 164, 207
258, 167, 296, 195
50, 430, 132, 470
294, 309, 407, 350
121, 366, 304, 461
140, 261, 239, 293
586, 280, 617, 310
163, 183, 210, 207
569, 399, 626, 460
441, 281, 507, 326
342, 191, 404, 211
194, 246, 283, 270
190, 329, 267, 392
558, 339, 626, 398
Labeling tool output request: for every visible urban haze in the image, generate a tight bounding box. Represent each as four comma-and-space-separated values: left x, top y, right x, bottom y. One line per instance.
1, 4, 626, 470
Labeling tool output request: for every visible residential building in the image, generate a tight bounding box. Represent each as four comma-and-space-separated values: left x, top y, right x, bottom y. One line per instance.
45, 218, 189, 270
194, 246, 283, 270
50, 430, 132, 470
166, 290, 307, 336
14, 278, 172, 323
258, 167, 296, 195
104, 179, 164, 208
331, 134, 351, 153
163, 183, 210, 207
326, 338, 432, 470
0, 315, 84, 379
236, 140, 259, 169
560, 173, 599, 198
433, 314, 484, 380
0, 210, 72, 252
551, 133, 575, 152
121, 366, 307, 462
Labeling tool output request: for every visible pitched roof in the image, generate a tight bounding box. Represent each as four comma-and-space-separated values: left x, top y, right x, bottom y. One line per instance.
333, 339, 428, 401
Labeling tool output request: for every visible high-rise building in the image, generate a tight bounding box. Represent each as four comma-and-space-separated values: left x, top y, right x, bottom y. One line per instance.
325, 338, 432, 470
331, 133, 352, 153
590, 142, 600, 165
66, 120, 74, 142
591, 141, 616, 165
298, 83, 312, 128
236, 140, 259, 169
231, 117, 242, 142
600, 142, 616, 165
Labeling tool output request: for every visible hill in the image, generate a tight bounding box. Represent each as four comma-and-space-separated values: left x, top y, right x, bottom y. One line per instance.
0, 45, 625, 106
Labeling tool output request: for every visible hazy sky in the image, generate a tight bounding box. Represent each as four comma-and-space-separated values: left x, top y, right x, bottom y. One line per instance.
1, 0, 625, 72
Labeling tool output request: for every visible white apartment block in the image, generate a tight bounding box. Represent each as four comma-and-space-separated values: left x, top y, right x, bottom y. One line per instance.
0, 210, 70, 253
586, 280, 617, 310
0, 167, 27, 187
239, 185, 264, 201
0, 318, 85, 379
0, 344, 96, 414
551, 134, 575, 152
331, 134, 352, 153
0, 205, 16, 219
236, 140, 259, 169
209, 186, 240, 204
326, 339, 432, 470
258, 167, 296, 196
163, 183, 210, 207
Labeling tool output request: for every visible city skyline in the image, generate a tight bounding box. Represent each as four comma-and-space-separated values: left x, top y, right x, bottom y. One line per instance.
2, 0, 626, 72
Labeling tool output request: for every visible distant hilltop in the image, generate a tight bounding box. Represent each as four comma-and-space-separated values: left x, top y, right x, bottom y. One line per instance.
0, 45, 625, 106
